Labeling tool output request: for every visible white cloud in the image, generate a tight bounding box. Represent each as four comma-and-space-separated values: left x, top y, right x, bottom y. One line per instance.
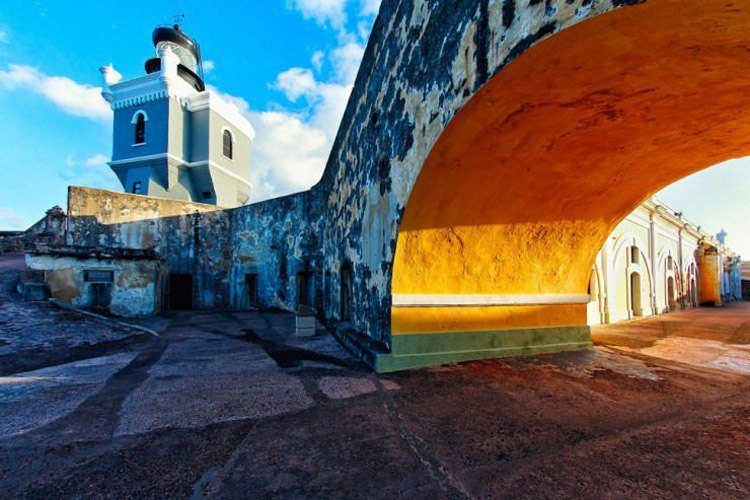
206, 0, 372, 202
274, 67, 319, 102
271, 66, 353, 142
60, 154, 121, 192
0, 64, 111, 121
250, 110, 330, 197
330, 40, 365, 83
311, 50, 325, 72
286, 0, 348, 30
84, 154, 109, 167
203, 60, 215, 73
207, 85, 333, 201
0, 30, 8, 44
360, 0, 381, 16
0, 206, 31, 231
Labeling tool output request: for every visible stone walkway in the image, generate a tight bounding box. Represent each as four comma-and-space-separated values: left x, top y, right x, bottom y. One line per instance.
1, 252, 749, 498
593, 303, 750, 374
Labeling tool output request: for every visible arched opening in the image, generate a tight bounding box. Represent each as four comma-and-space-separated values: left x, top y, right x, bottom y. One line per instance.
667, 277, 676, 311
132, 111, 147, 145
690, 279, 698, 306
630, 273, 643, 318
586, 266, 603, 325
222, 129, 233, 160
389, 0, 750, 363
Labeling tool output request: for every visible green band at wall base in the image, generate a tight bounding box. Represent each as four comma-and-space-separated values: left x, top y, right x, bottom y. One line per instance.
373, 326, 592, 373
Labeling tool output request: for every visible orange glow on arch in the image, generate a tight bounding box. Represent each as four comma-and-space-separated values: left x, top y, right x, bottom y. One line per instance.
392, 0, 750, 334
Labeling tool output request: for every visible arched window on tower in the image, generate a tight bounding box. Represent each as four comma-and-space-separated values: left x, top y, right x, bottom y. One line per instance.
133, 111, 147, 145
222, 129, 233, 159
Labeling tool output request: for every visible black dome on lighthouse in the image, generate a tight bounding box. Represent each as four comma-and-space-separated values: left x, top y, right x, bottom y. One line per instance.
145, 23, 205, 91
151, 24, 201, 62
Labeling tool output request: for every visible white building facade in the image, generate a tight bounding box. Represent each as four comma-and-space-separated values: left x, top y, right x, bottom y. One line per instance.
588, 198, 742, 325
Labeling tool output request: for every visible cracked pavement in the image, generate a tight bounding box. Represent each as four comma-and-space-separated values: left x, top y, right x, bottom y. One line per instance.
1, 253, 749, 498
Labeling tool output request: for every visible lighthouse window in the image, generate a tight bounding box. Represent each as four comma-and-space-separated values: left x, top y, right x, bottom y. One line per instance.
134, 113, 146, 144
222, 129, 233, 159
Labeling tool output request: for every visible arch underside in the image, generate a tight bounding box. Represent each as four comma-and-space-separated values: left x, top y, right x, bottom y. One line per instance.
384, 0, 750, 370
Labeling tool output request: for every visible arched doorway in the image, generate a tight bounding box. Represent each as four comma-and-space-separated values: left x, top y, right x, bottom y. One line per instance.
667, 277, 676, 311
690, 279, 698, 307
630, 273, 643, 318
587, 267, 603, 325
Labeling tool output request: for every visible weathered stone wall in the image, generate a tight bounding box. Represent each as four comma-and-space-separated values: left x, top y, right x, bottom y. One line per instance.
26, 252, 158, 317
62, 187, 311, 313
66, 186, 230, 309
0, 234, 27, 254
227, 192, 313, 312
63, 1, 644, 345
66, 186, 221, 249
298, 0, 640, 347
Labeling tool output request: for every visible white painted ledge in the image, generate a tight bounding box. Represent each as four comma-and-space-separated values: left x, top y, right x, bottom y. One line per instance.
391, 294, 591, 307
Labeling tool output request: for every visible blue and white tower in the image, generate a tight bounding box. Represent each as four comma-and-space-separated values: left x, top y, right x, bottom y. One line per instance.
100, 24, 254, 208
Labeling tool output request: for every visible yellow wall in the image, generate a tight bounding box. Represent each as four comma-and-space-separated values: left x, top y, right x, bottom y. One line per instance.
698, 245, 722, 306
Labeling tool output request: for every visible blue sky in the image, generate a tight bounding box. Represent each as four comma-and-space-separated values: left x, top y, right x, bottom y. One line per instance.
0, 0, 747, 256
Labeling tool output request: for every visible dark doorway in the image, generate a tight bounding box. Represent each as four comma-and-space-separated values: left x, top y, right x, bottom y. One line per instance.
340, 263, 352, 322
168, 273, 194, 310
297, 271, 312, 306
246, 273, 259, 308
324, 271, 331, 313
90, 283, 111, 310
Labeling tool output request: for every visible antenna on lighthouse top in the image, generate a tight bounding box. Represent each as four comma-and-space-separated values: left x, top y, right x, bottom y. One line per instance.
173, 13, 185, 29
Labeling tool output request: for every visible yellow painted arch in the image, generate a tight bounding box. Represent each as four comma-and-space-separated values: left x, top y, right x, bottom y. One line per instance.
392, 0, 750, 335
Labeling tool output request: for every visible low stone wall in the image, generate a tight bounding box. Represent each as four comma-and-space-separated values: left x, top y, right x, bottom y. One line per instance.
62, 186, 313, 315
0, 206, 66, 253
26, 249, 159, 317
66, 186, 221, 250
0, 234, 26, 254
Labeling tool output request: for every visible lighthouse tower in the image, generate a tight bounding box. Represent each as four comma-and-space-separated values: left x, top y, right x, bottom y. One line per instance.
100, 24, 254, 208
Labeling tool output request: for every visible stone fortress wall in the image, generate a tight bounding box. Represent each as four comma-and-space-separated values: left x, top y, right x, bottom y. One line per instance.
30, 181, 742, 368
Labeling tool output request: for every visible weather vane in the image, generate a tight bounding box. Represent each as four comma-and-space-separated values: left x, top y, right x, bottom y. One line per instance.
173, 13, 185, 27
